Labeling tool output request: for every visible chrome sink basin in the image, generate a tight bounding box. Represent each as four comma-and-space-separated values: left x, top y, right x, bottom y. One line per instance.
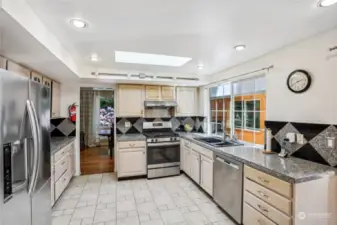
211, 141, 243, 147
193, 137, 223, 144
193, 137, 243, 147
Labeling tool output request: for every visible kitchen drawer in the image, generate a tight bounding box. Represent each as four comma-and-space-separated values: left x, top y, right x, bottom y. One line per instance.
244, 165, 292, 198
191, 142, 213, 159
118, 141, 146, 149
54, 154, 69, 182
55, 169, 71, 201
245, 178, 292, 216
244, 191, 291, 225
54, 147, 69, 163
181, 139, 191, 149
244, 203, 277, 225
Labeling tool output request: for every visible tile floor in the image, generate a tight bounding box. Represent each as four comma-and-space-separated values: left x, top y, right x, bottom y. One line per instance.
52, 173, 235, 225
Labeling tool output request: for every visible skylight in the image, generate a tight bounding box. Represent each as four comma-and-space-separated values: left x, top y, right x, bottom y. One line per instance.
115, 51, 192, 67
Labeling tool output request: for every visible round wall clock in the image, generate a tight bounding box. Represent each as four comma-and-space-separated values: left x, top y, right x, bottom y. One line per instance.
287, 70, 312, 93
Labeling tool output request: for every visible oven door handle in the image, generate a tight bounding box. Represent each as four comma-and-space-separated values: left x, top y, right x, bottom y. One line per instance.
147, 142, 180, 147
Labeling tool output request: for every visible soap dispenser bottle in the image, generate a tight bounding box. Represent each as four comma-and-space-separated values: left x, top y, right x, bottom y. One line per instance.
278, 138, 289, 158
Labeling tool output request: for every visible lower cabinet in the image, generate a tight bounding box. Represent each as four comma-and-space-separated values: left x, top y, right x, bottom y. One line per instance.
181, 139, 214, 196
200, 155, 213, 196
117, 141, 147, 178
190, 149, 200, 184
51, 141, 75, 206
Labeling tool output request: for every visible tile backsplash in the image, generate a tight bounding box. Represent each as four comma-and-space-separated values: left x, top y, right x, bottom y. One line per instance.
265, 120, 337, 167
50, 117, 76, 137
116, 116, 206, 135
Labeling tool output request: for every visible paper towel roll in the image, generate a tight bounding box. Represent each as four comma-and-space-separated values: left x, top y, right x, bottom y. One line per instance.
266, 128, 272, 150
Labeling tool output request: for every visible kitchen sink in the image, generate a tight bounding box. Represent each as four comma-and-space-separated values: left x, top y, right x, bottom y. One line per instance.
194, 137, 243, 147
212, 141, 243, 147
193, 137, 223, 144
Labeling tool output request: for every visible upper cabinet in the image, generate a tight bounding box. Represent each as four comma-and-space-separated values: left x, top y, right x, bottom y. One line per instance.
118, 85, 144, 117
31, 71, 43, 84
0, 56, 6, 69
176, 87, 198, 116
52, 81, 61, 118
145, 86, 161, 100
161, 86, 175, 100
42, 77, 52, 88
7, 60, 30, 77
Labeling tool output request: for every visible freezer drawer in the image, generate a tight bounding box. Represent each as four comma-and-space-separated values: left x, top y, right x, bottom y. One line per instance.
213, 154, 243, 224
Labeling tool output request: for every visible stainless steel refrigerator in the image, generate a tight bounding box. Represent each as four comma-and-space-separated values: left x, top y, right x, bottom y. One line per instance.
0, 69, 51, 225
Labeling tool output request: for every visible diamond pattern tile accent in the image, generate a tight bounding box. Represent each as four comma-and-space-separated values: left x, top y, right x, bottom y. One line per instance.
182, 117, 195, 129
57, 119, 76, 136
50, 123, 56, 133
309, 125, 337, 166
170, 117, 181, 131
133, 118, 144, 133
274, 122, 307, 155
116, 118, 130, 134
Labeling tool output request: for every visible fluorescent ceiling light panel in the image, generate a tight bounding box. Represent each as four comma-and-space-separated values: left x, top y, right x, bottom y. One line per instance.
115, 51, 192, 67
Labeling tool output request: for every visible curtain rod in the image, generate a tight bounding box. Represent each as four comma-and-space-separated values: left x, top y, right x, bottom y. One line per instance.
205, 65, 274, 88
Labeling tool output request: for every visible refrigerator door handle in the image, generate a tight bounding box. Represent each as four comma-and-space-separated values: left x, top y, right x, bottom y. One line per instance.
26, 100, 40, 195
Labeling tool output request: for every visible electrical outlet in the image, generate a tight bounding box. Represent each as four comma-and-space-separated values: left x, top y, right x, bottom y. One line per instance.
297, 133, 304, 145
125, 122, 131, 128
327, 137, 335, 149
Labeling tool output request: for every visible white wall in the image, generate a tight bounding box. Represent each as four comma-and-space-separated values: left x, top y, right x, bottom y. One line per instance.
60, 83, 81, 176
210, 28, 337, 124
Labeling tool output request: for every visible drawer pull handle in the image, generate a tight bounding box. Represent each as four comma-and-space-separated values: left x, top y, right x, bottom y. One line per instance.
258, 191, 269, 198
258, 177, 270, 184
257, 204, 269, 213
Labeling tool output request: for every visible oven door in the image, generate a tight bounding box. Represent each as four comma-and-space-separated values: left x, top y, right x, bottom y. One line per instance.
147, 142, 180, 168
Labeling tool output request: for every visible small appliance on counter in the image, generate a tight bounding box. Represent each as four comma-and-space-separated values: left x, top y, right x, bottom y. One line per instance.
143, 121, 180, 179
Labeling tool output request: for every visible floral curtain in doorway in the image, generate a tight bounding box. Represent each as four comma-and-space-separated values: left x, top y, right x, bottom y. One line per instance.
80, 89, 100, 147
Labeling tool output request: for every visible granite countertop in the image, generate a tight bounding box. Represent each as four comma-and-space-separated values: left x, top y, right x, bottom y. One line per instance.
51, 137, 76, 155
179, 133, 336, 184
116, 134, 146, 142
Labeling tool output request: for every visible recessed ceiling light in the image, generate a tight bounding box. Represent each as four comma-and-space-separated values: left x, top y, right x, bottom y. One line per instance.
70, 19, 87, 28
115, 51, 192, 67
318, 0, 337, 7
234, 45, 246, 51
91, 54, 99, 62
197, 64, 204, 70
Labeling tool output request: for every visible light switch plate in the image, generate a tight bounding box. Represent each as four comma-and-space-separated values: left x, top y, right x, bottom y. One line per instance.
297, 133, 304, 145
125, 122, 131, 128
286, 132, 296, 143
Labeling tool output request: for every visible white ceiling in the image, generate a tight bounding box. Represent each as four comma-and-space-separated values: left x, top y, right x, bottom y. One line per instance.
0, 10, 79, 82
25, 0, 337, 79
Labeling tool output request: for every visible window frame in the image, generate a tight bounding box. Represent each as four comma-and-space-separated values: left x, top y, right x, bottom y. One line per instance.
208, 76, 265, 148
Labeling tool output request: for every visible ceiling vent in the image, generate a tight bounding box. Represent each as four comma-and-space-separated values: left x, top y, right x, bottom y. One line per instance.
91, 72, 128, 78
156, 76, 175, 80
129, 73, 154, 79
175, 77, 199, 81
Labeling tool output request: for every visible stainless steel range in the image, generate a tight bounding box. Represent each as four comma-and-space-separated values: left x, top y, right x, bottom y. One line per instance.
143, 121, 180, 179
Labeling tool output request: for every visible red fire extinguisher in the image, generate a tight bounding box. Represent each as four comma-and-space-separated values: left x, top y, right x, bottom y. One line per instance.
68, 103, 77, 123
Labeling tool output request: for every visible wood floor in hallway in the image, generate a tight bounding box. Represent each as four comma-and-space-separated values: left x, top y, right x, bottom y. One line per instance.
80, 146, 114, 175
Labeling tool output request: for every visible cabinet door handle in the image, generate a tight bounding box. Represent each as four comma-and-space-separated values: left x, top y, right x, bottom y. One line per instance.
257, 204, 269, 213
143, 151, 145, 154
258, 177, 270, 184
258, 191, 269, 199
257, 219, 266, 225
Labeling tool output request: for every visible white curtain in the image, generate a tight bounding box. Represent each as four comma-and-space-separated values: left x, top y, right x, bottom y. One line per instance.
92, 91, 101, 146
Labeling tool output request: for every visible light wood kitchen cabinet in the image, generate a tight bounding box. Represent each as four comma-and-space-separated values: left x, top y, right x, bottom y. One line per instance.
176, 87, 197, 116
42, 76, 52, 88
0, 56, 6, 69
145, 85, 161, 100
190, 149, 200, 184
7, 60, 30, 77
117, 141, 147, 178
31, 71, 43, 83
51, 81, 61, 118
118, 149, 146, 177
161, 86, 175, 100
118, 85, 144, 117
51, 141, 75, 206
183, 146, 191, 176
200, 155, 213, 196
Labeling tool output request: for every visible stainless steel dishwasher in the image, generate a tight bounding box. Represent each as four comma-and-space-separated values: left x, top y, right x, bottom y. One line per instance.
213, 153, 243, 224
